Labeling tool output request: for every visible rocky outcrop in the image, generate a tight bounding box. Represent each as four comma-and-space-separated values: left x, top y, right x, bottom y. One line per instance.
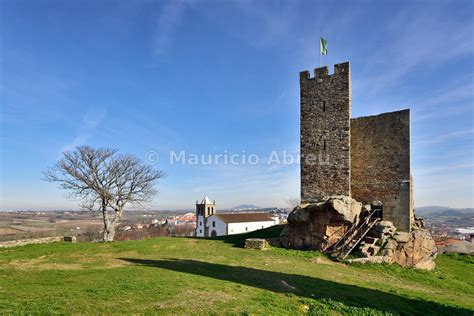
438, 241, 474, 255
352, 219, 437, 270
281, 196, 437, 270
392, 229, 437, 270
281, 196, 362, 250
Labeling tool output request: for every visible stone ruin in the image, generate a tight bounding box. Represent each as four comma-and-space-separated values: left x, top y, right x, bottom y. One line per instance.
280, 62, 436, 270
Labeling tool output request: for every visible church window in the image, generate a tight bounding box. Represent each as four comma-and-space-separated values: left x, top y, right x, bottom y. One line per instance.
212, 221, 215, 227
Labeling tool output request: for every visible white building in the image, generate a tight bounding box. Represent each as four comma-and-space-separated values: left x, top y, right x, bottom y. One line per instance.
195, 195, 279, 237
195, 195, 217, 237
205, 213, 279, 237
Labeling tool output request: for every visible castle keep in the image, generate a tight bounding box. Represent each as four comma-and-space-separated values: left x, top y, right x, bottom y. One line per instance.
300, 62, 413, 232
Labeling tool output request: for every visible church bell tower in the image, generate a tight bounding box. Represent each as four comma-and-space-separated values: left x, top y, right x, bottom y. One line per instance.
195, 195, 216, 237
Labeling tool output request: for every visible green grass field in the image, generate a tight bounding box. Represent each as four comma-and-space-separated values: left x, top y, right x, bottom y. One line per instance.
0, 225, 473, 315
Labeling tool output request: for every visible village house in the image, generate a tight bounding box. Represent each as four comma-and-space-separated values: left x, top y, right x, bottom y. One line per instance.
195, 196, 279, 237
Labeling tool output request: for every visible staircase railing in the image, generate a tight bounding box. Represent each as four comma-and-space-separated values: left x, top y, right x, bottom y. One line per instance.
328, 219, 358, 251
329, 209, 379, 258
339, 217, 379, 259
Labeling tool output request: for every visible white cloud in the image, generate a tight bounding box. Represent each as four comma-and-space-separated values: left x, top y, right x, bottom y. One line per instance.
414, 128, 474, 146
152, 0, 192, 57
414, 162, 474, 177
356, 6, 473, 94
60, 107, 107, 153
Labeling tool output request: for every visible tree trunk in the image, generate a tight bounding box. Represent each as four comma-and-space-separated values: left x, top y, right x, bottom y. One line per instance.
103, 224, 116, 242
101, 199, 115, 242
102, 203, 123, 242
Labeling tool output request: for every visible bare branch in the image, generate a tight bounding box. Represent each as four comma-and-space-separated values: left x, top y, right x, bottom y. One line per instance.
43, 146, 165, 241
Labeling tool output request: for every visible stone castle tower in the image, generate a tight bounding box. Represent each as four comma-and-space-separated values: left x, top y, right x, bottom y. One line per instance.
300, 62, 351, 201
195, 195, 216, 237
300, 62, 413, 232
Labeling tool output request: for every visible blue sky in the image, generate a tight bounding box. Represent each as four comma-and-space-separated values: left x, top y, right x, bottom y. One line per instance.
0, 0, 473, 210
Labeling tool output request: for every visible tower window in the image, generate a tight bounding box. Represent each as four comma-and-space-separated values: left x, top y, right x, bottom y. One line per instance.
324, 140, 327, 151
323, 101, 326, 112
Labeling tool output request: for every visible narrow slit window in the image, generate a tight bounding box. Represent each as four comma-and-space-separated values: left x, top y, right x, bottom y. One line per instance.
323, 139, 327, 151
323, 101, 326, 112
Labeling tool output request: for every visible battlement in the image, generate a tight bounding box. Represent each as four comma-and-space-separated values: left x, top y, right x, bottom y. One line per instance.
299, 62, 350, 81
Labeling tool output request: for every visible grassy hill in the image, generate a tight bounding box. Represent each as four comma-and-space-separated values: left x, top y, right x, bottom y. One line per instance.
0, 226, 473, 315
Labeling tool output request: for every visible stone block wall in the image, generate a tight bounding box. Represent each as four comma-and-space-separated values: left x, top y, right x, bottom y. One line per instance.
300, 62, 351, 202
350, 110, 413, 231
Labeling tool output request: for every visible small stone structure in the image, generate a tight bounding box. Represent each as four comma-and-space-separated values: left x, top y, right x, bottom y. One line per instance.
245, 238, 268, 250
63, 236, 77, 243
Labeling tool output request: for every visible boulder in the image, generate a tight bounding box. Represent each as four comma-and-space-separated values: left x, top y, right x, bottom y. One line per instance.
327, 196, 362, 223
394, 232, 411, 243
281, 195, 363, 251
390, 229, 437, 270
374, 221, 396, 232
443, 241, 474, 255
353, 222, 436, 270
384, 239, 397, 250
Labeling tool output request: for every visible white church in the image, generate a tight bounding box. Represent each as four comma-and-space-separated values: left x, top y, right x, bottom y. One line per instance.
195, 196, 279, 238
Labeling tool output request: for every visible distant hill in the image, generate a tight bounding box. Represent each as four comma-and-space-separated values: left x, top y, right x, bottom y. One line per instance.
230, 204, 262, 210
416, 206, 474, 217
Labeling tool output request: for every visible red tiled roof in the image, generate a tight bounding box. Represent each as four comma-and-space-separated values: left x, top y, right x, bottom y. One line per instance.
214, 213, 274, 224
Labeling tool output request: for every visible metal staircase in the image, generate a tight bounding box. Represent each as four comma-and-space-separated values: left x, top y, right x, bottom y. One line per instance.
330, 210, 380, 260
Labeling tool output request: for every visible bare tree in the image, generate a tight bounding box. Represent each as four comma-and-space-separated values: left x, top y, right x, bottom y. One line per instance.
43, 146, 165, 241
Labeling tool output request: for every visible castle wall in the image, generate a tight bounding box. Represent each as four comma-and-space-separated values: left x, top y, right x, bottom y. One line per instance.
350, 110, 413, 231
300, 62, 351, 202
